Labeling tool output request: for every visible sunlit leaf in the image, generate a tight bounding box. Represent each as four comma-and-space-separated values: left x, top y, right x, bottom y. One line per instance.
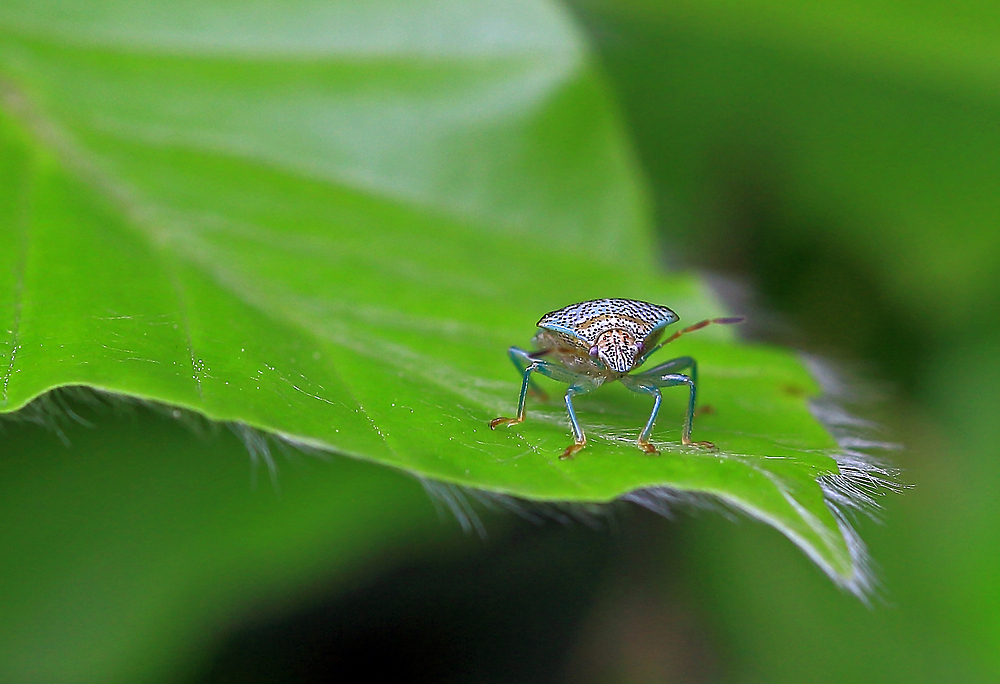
0, 0, 866, 600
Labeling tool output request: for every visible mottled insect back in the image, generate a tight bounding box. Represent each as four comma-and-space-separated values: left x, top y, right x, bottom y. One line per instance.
491, 298, 743, 459
537, 298, 678, 345
537, 298, 679, 374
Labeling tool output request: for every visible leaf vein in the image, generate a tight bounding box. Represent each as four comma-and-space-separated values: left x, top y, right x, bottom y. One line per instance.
160, 259, 203, 400
1, 158, 31, 407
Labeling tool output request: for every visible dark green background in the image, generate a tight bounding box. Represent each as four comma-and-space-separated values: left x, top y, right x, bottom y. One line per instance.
564, 0, 1000, 680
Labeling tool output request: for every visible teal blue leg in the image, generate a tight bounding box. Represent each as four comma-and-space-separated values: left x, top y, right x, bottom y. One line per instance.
490, 353, 536, 429
638, 387, 663, 449
508, 346, 548, 400
491, 348, 597, 458
635, 356, 697, 385
560, 384, 592, 460
621, 356, 713, 453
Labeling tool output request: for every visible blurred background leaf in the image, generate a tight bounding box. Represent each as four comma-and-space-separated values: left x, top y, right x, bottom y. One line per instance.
0, 401, 453, 683
564, 0, 1000, 681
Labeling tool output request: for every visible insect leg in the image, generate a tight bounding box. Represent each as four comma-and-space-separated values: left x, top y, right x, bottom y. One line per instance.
560, 384, 592, 460
634, 386, 663, 454
508, 346, 548, 400
492, 349, 598, 460
633, 355, 697, 385
491, 352, 580, 430
622, 362, 714, 451
489, 359, 537, 429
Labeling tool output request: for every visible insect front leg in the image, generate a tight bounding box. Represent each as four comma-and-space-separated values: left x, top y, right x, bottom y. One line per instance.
508, 346, 548, 401
490, 348, 579, 431
560, 383, 594, 460
622, 356, 714, 452
491, 352, 598, 460
489, 352, 537, 430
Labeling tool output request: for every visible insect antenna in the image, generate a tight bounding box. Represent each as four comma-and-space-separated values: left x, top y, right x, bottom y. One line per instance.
659, 316, 744, 346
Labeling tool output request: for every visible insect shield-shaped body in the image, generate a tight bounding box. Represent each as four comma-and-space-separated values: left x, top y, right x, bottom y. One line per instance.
490, 298, 743, 460
533, 298, 678, 377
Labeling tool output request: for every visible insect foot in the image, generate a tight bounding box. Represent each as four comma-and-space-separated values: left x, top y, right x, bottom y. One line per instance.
636, 439, 659, 455
560, 439, 586, 460
683, 438, 717, 450
489, 416, 522, 430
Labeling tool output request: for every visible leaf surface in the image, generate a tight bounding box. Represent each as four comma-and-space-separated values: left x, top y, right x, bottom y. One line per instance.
0, 0, 858, 586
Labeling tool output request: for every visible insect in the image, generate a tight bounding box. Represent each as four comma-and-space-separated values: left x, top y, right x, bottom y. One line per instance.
490, 298, 743, 459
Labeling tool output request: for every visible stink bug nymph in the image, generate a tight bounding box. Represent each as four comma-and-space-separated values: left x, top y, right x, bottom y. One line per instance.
490, 298, 743, 460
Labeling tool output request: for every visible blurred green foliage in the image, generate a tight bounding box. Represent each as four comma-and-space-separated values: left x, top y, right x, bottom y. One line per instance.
0, 398, 453, 683
566, 0, 1000, 681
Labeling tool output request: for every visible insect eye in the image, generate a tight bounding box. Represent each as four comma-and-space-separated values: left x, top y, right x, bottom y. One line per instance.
588, 345, 599, 357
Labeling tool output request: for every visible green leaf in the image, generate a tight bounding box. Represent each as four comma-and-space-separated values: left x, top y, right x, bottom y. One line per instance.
0, 0, 866, 591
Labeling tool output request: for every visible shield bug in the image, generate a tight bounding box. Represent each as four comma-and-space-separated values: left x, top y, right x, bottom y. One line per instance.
490, 298, 743, 459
